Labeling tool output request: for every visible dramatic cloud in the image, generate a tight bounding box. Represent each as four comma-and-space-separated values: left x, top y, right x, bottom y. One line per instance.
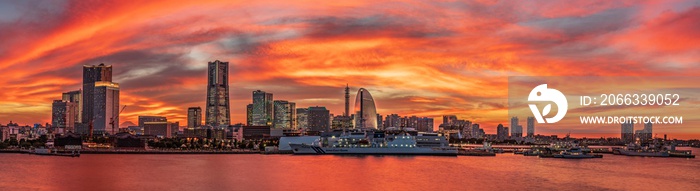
0, 0, 698, 138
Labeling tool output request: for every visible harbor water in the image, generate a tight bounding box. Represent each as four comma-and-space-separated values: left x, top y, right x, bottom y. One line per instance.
0, 147, 698, 191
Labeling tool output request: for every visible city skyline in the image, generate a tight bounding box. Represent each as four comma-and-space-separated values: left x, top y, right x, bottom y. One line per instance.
0, 1, 699, 139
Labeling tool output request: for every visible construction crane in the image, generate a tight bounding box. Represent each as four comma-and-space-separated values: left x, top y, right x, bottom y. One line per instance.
109, 105, 127, 135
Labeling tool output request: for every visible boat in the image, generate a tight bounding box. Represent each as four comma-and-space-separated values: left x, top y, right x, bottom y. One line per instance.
553, 148, 603, 159
523, 149, 541, 156
290, 132, 457, 156
618, 143, 669, 157
30, 148, 80, 157
665, 144, 695, 158
31, 148, 53, 155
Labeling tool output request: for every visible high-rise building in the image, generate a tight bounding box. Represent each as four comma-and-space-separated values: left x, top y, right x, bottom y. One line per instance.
138, 116, 167, 127
416, 117, 433, 132
442, 115, 458, 126
62, 90, 82, 123
308, 106, 330, 132
344, 84, 350, 116
385, 114, 401, 128
643, 122, 653, 140
82, 64, 112, 126
93, 81, 120, 135
354, 88, 377, 129
510, 117, 522, 137
187, 107, 202, 128
296, 108, 308, 129
527, 117, 535, 137
376, 114, 383, 129
246, 104, 253, 126
621, 120, 634, 143
331, 115, 353, 130
496, 124, 508, 140
273, 100, 296, 129
52, 100, 78, 132
205, 60, 231, 127
251, 90, 273, 126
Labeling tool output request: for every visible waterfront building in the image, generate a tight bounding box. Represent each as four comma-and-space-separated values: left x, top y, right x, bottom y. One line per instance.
273, 100, 296, 129
61, 90, 82, 123
93, 81, 120, 135
82, 64, 112, 126
51, 100, 78, 132
353, 88, 378, 129
510, 117, 522, 137
251, 90, 273, 126
527, 117, 535, 137
442, 115, 458, 126
138, 116, 167, 127
187, 107, 202, 128
308, 106, 330, 132
642, 122, 653, 141
496, 124, 507, 140
385, 114, 401, 128
344, 84, 350, 116
416, 117, 434, 133
331, 115, 353, 130
296, 108, 308, 129
621, 120, 635, 143
205, 60, 231, 127
143, 122, 170, 138
246, 104, 253, 125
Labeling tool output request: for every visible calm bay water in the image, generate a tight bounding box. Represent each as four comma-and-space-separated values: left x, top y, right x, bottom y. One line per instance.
0, 148, 698, 191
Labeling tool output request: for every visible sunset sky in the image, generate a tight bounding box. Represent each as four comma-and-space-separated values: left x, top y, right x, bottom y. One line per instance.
0, 0, 698, 138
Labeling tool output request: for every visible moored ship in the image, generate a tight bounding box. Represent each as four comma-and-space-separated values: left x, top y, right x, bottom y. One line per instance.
290, 132, 457, 156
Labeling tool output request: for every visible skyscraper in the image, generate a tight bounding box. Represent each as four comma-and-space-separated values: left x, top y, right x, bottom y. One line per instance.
642, 122, 653, 141
187, 107, 202, 128
62, 90, 82, 123
385, 114, 401, 128
621, 120, 635, 143
354, 88, 377, 129
527, 117, 535, 137
496, 124, 508, 140
273, 100, 296, 129
296, 108, 308, 129
52, 100, 78, 132
93, 81, 120, 135
246, 104, 253, 125
344, 84, 350, 116
510, 117, 521, 137
308, 106, 330, 132
251, 90, 273, 126
82, 64, 112, 126
205, 60, 231, 127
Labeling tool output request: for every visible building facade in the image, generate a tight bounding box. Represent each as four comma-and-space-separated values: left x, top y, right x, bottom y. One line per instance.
82, 64, 112, 125
273, 100, 296, 129
353, 88, 378, 129
205, 60, 231, 127
187, 107, 202, 128
308, 106, 330, 132
526, 116, 535, 137
251, 90, 273, 126
510, 117, 522, 138
93, 81, 120, 135
51, 100, 78, 132
296, 108, 308, 129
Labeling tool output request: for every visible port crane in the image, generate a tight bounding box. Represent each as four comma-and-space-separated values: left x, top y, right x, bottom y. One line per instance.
110, 105, 127, 135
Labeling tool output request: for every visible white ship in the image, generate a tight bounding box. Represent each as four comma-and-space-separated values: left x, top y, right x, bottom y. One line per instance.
289, 132, 457, 156
617, 143, 669, 157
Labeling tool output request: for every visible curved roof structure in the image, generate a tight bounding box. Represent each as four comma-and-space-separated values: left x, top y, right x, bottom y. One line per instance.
354, 88, 377, 129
